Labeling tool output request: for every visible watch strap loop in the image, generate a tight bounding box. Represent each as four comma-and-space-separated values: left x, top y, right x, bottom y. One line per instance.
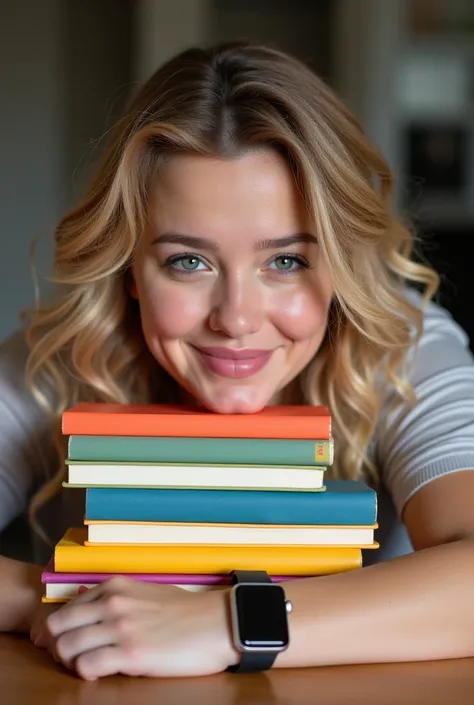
230, 570, 272, 585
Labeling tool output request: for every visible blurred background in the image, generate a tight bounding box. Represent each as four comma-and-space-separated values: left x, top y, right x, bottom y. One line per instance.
1, 0, 473, 345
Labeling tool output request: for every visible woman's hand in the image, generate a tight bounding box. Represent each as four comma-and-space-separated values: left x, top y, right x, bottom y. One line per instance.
44, 576, 239, 680
31, 586, 89, 651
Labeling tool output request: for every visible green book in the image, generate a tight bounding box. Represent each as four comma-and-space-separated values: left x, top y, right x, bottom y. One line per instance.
68, 436, 333, 466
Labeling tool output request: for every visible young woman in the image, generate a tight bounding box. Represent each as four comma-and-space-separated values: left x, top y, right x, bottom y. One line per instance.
0, 42, 473, 680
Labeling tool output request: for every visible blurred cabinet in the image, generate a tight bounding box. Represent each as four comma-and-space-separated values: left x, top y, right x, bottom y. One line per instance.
408, 0, 474, 37
335, 0, 474, 345
396, 1, 474, 227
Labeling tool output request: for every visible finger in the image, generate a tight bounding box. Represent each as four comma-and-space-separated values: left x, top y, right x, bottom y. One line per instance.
32, 630, 48, 648
47, 600, 107, 636
75, 646, 125, 681
47, 592, 131, 637
56, 622, 118, 668
62, 584, 104, 607
62, 577, 130, 608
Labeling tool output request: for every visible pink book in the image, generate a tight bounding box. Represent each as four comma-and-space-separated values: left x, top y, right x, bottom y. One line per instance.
41, 559, 297, 601
41, 559, 291, 585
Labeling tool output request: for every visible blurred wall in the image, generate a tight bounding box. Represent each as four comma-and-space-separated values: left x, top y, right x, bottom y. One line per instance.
135, 0, 333, 85
62, 0, 133, 200
0, 0, 132, 342
211, 0, 333, 80
0, 0, 62, 340
135, 0, 211, 82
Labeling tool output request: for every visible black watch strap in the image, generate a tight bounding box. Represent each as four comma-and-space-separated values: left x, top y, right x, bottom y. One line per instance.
228, 650, 277, 673
227, 569, 278, 673
230, 570, 272, 585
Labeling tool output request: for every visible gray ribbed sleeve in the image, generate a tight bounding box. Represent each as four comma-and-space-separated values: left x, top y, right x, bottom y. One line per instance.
0, 331, 55, 532
376, 291, 474, 517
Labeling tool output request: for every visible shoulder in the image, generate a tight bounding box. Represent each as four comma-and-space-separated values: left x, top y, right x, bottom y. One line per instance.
381, 286, 474, 419
405, 288, 473, 384
375, 288, 474, 515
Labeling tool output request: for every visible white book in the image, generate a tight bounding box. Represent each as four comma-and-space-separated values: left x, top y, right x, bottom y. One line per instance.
85, 521, 376, 547
45, 582, 221, 601
66, 462, 325, 490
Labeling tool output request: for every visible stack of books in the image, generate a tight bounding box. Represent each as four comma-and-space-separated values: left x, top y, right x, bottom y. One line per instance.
42, 403, 378, 602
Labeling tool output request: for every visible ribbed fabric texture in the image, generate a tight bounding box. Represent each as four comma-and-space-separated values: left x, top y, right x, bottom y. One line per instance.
376, 290, 474, 519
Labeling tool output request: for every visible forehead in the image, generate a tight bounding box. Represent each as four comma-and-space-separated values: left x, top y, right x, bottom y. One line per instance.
147, 150, 311, 238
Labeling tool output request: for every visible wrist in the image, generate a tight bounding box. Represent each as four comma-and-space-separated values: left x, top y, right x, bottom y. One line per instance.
225, 572, 292, 673
16, 564, 44, 633
0, 558, 43, 633
209, 588, 240, 668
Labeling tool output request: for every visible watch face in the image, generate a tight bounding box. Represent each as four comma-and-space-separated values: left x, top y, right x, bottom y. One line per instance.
234, 584, 289, 648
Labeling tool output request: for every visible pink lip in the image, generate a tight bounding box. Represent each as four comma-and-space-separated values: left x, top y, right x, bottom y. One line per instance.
194, 346, 273, 379
197, 347, 271, 360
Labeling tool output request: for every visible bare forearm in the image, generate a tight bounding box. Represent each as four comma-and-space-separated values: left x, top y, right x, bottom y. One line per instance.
0, 555, 42, 633
278, 537, 474, 668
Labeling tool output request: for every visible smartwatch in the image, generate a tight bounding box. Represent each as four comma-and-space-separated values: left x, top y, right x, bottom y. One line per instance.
227, 569, 292, 673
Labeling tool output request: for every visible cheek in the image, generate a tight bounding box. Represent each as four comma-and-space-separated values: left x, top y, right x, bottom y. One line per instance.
135, 275, 209, 340
271, 284, 331, 342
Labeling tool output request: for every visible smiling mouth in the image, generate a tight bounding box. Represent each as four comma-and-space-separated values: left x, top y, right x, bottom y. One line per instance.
193, 347, 274, 379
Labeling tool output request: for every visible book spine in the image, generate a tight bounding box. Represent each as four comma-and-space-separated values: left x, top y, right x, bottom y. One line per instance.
85, 486, 376, 525
62, 410, 331, 440
42, 570, 293, 585
69, 436, 333, 466
55, 544, 362, 575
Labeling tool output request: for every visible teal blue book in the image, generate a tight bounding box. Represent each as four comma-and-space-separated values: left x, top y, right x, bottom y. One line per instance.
85, 480, 376, 525
69, 435, 333, 466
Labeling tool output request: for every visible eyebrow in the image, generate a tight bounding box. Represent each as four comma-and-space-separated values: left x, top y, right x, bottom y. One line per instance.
151, 232, 317, 251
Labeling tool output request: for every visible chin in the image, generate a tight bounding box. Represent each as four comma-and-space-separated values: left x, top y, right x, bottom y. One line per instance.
192, 385, 275, 415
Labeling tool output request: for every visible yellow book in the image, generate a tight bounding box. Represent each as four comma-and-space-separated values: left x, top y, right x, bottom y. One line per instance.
55, 528, 363, 575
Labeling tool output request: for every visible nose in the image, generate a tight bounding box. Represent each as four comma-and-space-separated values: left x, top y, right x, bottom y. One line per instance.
208, 271, 263, 338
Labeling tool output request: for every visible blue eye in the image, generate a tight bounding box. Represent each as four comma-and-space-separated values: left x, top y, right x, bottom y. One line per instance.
269, 255, 310, 272
163, 252, 311, 276
165, 254, 208, 272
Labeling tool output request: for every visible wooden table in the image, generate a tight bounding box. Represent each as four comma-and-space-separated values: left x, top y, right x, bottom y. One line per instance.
2, 634, 474, 705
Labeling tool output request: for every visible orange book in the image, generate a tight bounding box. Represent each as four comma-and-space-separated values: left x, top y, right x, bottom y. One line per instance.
55, 528, 361, 575
62, 403, 331, 439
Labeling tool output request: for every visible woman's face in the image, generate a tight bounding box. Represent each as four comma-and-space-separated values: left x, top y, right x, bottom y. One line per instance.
131, 149, 332, 413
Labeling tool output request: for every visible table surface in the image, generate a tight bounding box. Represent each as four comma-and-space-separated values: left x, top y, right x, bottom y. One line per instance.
2, 634, 474, 705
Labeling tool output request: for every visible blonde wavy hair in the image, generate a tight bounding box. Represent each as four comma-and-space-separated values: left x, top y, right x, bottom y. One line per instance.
25, 41, 438, 530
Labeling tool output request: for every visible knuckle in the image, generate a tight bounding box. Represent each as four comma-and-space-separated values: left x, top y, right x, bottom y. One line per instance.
104, 576, 128, 592
122, 639, 142, 665
114, 616, 132, 636
104, 594, 127, 616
